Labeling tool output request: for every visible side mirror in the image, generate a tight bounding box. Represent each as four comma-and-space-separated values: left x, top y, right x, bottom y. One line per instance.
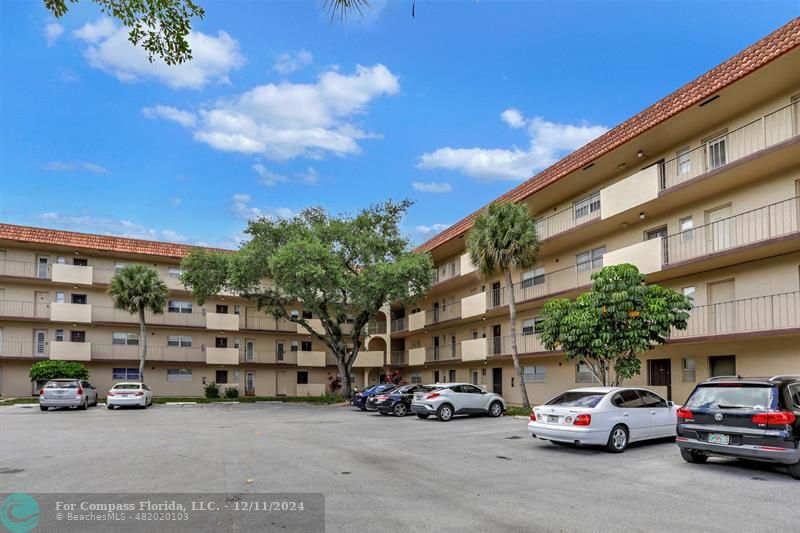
481, 390, 487, 394
667, 401, 675, 407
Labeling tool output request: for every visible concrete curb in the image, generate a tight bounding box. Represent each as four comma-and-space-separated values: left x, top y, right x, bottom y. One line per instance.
513, 415, 530, 421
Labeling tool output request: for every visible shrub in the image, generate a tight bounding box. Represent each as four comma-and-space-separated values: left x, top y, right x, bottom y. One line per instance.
223, 386, 239, 399
384, 369, 404, 385
328, 374, 342, 394
29, 360, 89, 386
204, 382, 220, 398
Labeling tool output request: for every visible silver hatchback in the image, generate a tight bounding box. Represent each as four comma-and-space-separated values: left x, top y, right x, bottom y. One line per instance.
39, 379, 98, 411
411, 383, 506, 421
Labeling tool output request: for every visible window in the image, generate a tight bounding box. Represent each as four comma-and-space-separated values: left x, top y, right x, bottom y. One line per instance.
645, 226, 667, 241
521, 317, 544, 336
112, 368, 140, 380
55, 329, 64, 342
682, 286, 695, 301
168, 300, 193, 314
215, 370, 228, 384
676, 148, 691, 176
682, 358, 696, 383
707, 134, 727, 169
577, 246, 605, 272
245, 340, 254, 361
522, 266, 544, 288
70, 331, 86, 343
167, 335, 192, 347
302, 310, 313, 319
297, 371, 309, 385
709, 355, 736, 377
290, 341, 299, 352
574, 193, 600, 219
216, 304, 228, 314
112, 332, 139, 346
523, 366, 546, 383
233, 305, 241, 315
233, 338, 240, 349
276, 342, 285, 361
73, 258, 88, 267
55, 292, 65, 304
448, 369, 456, 382
56, 256, 66, 264
71, 294, 87, 304
611, 389, 645, 408
301, 341, 312, 352
168, 267, 182, 279
788, 384, 800, 409
114, 262, 129, 272
215, 337, 228, 348
576, 363, 598, 383
411, 373, 422, 384
680, 217, 694, 241
167, 369, 192, 382
638, 390, 668, 408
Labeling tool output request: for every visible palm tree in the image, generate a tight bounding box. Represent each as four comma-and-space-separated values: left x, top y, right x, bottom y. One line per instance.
467, 202, 540, 408
108, 264, 168, 383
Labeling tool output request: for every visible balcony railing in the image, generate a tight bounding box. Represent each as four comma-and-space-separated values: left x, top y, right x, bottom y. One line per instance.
425, 301, 462, 325
241, 349, 277, 364
487, 263, 601, 310
660, 100, 800, 191
487, 334, 547, 356
390, 350, 406, 365
390, 317, 407, 333
534, 192, 601, 241
664, 196, 800, 265
0, 299, 50, 319
672, 291, 800, 340
91, 306, 207, 327
239, 314, 297, 332
90, 343, 205, 362
92, 267, 117, 285
425, 343, 461, 362
0, 259, 49, 279
0, 340, 46, 358
432, 258, 461, 285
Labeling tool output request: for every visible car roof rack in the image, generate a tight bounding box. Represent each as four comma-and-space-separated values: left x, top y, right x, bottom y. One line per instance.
769, 374, 800, 381
704, 375, 742, 381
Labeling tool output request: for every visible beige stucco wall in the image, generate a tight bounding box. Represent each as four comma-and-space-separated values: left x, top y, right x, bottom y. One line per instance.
206, 312, 240, 331
600, 165, 660, 220
603, 237, 664, 275
461, 292, 486, 319
461, 338, 487, 362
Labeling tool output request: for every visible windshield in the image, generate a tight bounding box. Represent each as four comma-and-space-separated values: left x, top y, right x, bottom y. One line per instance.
113, 384, 142, 390
45, 381, 77, 389
546, 391, 606, 408
685, 385, 774, 410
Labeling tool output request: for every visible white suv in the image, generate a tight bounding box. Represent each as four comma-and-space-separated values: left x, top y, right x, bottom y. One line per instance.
411, 383, 506, 421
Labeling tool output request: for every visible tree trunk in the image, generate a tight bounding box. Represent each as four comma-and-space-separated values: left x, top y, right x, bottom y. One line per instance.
138, 308, 147, 383
337, 357, 354, 399
505, 269, 530, 408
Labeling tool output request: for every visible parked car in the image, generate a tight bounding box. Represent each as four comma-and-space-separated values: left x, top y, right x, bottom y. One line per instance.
676, 375, 800, 479
411, 383, 506, 421
528, 387, 678, 453
365, 385, 400, 412
352, 383, 398, 411
39, 379, 98, 411
106, 382, 153, 409
373, 384, 431, 416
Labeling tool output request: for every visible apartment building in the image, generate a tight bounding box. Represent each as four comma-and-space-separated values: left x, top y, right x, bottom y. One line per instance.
390, 19, 800, 405
0, 226, 391, 397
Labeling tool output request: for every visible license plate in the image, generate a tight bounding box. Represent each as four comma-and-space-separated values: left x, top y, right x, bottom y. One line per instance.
708, 433, 730, 445
547, 415, 559, 424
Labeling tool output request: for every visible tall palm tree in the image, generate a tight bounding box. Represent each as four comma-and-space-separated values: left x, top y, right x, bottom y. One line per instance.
467, 202, 540, 408
108, 264, 168, 383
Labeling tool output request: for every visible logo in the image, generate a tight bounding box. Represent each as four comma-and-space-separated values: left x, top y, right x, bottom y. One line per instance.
0, 493, 40, 533
714, 413, 724, 422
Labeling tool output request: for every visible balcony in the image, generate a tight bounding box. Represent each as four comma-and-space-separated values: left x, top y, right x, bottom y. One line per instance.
390, 350, 406, 365
425, 301, 461, 326
367, 321, 387, 335
206, 346, 239, 365
461, 292, 487, 319
601, 166, 660, 220
0, 259, 47, 279
536, 192, 601, 240
407, 310, 426, 332
424, 343, 461, 363
91, 267, 117, 285
50, 341, 91, 361
408, 347, 426, 366
0, 340, 46, 359
671, 291, 800, 340
91, 306, 207, 328
51, 263, 93, 285
390, 317, 407, 333
0, 299, 49, 320
487, 334, 548, 357
206, 312, 240, 331
432, 258, 461, 285
305, 318, 326, 336
240, 314, 297, 332
353, 350, 384, 368
604, 238, 665, 275
296, 351, 326, 367
90, 344, 205, 363
241, 349, 276, 364
461, 337, 488, 362
490, 264, 601, 310
50, 302, 92, 324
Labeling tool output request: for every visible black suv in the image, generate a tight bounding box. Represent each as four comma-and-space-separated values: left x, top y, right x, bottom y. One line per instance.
676, 375, 800, 479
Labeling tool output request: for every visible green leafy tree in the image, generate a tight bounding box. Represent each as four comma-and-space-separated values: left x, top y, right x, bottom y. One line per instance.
180, 200, 433, 399
538, 264, 693, 386
467, 201, 539, 408
29, 360, 89, 387
108, 264, 169, 382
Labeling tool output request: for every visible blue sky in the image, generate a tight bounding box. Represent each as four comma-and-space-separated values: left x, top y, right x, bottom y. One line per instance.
1, 1, 798, 248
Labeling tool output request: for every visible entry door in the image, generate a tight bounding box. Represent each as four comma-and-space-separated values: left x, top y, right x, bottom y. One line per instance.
705, 205, 733, 252
433, 336, 440, 360
34, 330, 47, 357
648, 359, 672, 400
276, 371, 288, 396
708, 280, 735, 334
491, 282, 502, 307
492, 368, 503, 396
34, 292, 50, 318
36, 256, 49, 279
471, 369, 479, 386
433, 302, 440, 323
245, 372, 255, 396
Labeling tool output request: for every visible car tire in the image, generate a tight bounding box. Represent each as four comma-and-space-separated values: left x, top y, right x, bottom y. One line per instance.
436, 404, 454, 422
787, 461, 800, 480
40, 406, 47, 412
79, 398, 88, 411
605, 425, 628, 453
416, 414, 429, 419
680, 448, 708, 464
488, 401, 503, 418
393, 403, 408, 417
107, 404, 113, 410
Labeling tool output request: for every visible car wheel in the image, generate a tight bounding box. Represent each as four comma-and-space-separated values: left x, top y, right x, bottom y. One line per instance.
787, 461, 800, 480
79, 398, 88, 411
488, 401, 503, 418
393, 403, 408, 417
605, 425, 628, 453
680, 448, 708, 464
416, 414, 429, 419
107, 404, 113, 410
40, 406, 48, 412
436, 404, 454, 422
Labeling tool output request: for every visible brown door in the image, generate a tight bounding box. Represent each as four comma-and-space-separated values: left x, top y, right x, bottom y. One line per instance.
708, 280, 735, 334
648, 359, 672, 400
492, 368, 503, 396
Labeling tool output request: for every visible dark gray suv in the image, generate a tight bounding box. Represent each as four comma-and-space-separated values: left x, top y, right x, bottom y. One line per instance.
676, 375, 800, 479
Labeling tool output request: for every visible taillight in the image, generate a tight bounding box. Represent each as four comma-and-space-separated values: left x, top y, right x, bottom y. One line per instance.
426, 392, 440, 400
107, 391, 115, 396
529, 411, 537, 422
752, 411, 796, 426
376, 396, 387, 401
573, 414, 591, 426
134, 392, 144, 396
76, 387, 84, 396
676, 408, 694, 421
38, 388, 44, 396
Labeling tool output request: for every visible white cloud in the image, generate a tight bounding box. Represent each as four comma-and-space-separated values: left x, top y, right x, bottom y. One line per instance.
414, 223, 450, 235
142, 105, 197, 128
273, 50, 313, 74
412, 181, 452, 193
147, 64, 399, 160
37, 212, 186, 242
45, 161, 110, 175
252, 164, 288, 186
74, 18, 244, 89
44, 23, 64, 47
418, 110, 608, 182
230, 194, 296, 221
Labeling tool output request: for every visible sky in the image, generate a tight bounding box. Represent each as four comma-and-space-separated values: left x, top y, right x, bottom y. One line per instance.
1, 0, 798, 249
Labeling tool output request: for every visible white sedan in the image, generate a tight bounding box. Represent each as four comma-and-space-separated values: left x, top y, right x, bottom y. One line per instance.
106, 382, 153, 409
528, 387, 678, 452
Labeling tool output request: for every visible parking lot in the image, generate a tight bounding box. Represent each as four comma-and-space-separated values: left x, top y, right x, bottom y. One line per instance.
0, 402, 796, 532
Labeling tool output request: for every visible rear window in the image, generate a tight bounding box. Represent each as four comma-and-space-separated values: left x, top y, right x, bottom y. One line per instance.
112, 384, 142, 390
686, 385, 775, 410
546, 391, 606, 408
45, 381, 77, 389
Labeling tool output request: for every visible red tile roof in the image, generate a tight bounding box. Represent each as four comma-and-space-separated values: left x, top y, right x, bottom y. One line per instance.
416, 17, 800, 253
0, 223, 230, 259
